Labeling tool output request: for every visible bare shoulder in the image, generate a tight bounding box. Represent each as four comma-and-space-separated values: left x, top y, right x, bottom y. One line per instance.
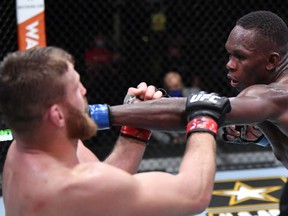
4, 145, 140, 216
238, 83, 288, 100
62, 162, 137, 197
45, 162, 138, 215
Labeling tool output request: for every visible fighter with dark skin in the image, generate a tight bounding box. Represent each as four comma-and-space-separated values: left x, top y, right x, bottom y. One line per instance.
109, 11, 288, 169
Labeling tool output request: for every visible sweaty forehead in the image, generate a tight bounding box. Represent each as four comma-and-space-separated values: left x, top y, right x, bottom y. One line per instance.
225, 26, 259, 52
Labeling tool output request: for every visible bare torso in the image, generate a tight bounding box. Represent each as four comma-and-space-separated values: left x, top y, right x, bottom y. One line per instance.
3, 141, 98, 216
2, 136, 218, 216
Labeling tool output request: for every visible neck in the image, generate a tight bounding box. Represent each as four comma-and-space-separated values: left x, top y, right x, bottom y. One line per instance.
13, 131, 80, 166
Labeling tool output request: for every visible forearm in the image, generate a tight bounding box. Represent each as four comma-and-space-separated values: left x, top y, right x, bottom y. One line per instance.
180, 133, 216, 178
104, 136, 146, 174
178, 133, 216, 206
110, 97, 187, 132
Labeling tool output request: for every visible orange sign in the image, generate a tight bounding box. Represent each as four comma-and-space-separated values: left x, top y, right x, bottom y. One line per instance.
16, 0, 46, 50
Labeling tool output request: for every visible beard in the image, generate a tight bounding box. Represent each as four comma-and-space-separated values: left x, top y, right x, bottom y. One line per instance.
65, 102, 98, 141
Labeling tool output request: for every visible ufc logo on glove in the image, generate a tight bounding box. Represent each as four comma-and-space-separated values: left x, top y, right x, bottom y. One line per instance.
189, 93, 221, 104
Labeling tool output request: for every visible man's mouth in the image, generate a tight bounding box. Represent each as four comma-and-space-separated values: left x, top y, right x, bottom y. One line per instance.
227, 75, 239, 87
230, 79, 239, 87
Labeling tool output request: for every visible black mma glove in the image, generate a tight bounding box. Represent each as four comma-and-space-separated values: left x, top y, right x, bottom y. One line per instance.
222, 125, 270, 147
185, 92, 231, 138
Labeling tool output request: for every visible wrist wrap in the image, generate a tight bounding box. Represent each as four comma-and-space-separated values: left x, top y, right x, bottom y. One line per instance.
255, 135, 270, 147
89, 104, 111, 130
186, 116, 218, 138
120, 126, 151, 144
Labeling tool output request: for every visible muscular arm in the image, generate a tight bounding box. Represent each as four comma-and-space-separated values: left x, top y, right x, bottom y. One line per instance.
224, 85, 286, 125
53, 132, 216, 216
223, 96, 272, 126
110, 97, 187, 132
110, 85, 286, 130
131, 132, 217, 215
104, 136, 146, 174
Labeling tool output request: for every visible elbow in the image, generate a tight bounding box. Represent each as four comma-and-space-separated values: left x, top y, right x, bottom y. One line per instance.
189, 192, 212, 214
181, 187, 212, 214
195, 192, 212, 213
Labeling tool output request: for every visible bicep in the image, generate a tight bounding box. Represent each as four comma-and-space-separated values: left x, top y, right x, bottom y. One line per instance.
53, 164, 202, 216
131, 171, 203, 215
225, 94, 279, 126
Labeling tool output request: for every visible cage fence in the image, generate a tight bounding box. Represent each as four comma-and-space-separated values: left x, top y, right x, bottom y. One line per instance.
0, 0, 287, 178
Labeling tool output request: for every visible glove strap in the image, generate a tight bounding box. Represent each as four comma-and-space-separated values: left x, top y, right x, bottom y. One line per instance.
255, 135, 270, 147
89, 104, 111, 130
222, 127, 270, 147
186, 116, 218, 138
120, 126, 151, 145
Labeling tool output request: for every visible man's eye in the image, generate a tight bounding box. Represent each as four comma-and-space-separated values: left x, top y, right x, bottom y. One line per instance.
235, 54, 245, 60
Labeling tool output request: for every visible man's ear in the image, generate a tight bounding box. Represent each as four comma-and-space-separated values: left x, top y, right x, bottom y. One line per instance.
48, 104, 65, 127
266, 52, 280, 71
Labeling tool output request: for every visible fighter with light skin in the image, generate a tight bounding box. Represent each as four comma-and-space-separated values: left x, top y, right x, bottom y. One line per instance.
1, 47, 230, 216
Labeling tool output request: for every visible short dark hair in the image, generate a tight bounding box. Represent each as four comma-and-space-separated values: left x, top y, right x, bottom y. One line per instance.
237, 11, 288, 53
0, 47, 74, 133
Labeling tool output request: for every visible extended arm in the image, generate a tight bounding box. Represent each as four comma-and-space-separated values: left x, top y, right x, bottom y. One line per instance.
110, 85, 283, 130
110, 97, 187, 132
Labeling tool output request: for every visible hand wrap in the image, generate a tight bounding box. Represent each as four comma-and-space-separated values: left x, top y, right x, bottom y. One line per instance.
89, 104, 111, 130
120, 126, 151, 144
186, 116, 218, 137
186, 92, 231, 138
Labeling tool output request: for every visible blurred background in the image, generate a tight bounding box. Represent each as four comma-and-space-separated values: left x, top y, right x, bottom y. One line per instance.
1, 0, 287, 195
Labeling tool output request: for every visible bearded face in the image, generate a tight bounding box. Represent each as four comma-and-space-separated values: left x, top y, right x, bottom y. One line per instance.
65, 102, 98, 141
